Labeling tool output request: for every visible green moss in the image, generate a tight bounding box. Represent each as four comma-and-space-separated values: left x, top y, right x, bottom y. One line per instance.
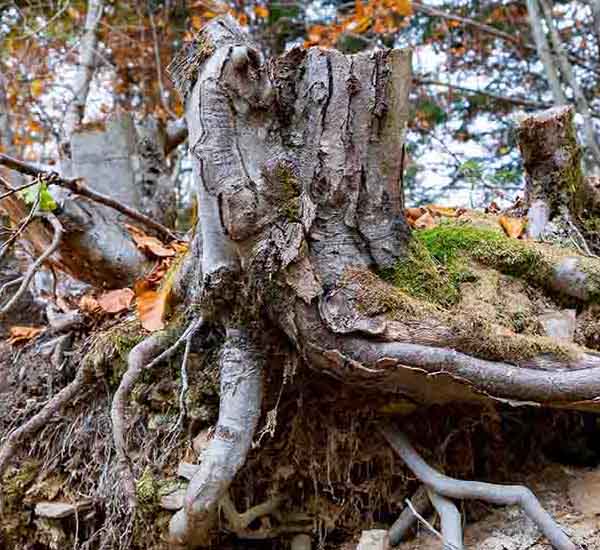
450, 312, 576, 363
136, 467, 158, 509
383, 235, 474, 307
2, 460, 39, 511
416, 224, 550, 283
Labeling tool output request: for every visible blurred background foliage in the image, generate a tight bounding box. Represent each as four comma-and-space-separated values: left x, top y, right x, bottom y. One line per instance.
1, 0, 599, 207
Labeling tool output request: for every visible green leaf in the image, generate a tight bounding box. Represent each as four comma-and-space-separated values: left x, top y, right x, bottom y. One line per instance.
19, 182, 57, 212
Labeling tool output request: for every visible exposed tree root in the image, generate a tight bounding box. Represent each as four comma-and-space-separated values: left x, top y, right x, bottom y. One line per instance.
381, 423, 578, 550
427, 489, 463, 550
328, 336, 600, 406
0, 357, 95, 511
169, 327, 264, 548
111, 317, 204, 505
389, 485, 431, 545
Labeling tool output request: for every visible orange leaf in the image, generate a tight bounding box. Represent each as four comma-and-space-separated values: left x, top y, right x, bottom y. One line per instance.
405, 207, 425, 220
254, 5, 269, 18
414, 211, 436, 229
97, 288, 135, 314
8, 326, 43, 345
135, 282, 168, 332
126, 224, 175, 258
499, 215, 525, 239
392, 0, 413, 16
191, 15, 203, 29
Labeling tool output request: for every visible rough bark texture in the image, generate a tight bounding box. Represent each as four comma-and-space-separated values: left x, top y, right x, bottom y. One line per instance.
517, 106, 584, 238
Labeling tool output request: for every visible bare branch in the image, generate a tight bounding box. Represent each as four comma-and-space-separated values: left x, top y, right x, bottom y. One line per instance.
0, 153, 177, 241
414, 77, 553, 110
62, 0, 105, 144
538, 0, 600, 164
381, 425, 577, 550
414, 1, 600, 77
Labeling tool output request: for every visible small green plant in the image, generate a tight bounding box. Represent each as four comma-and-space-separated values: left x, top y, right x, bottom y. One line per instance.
19, 180, 57, 212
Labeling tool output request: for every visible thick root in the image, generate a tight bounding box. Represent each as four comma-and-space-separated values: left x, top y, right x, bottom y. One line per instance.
389, 485, 431, 545
169, 327, 264, 548
427, 489, 463, 550
381, 423, 578, 550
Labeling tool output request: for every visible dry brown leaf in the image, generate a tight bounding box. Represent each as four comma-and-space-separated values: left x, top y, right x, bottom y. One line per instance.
135, 281, 168, 332
126, 224, 175, 258
405, 207, 425, 220
78, 295, 102, 314
414, 211, 436, 229
97, 288, 134, 314
8, 325, 43, 345
426, 204, 460, 217
499, 215, 525, 239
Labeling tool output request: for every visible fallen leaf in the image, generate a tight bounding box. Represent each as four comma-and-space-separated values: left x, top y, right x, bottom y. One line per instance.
414, 211, 436, 229
126, 224, 175, 258
405, 207, 425, 220
97, 288, 134, 314
8, 326, 43, 345
135, 281, 168, 332
499, 215, 525, 239
426, 204, 459, 217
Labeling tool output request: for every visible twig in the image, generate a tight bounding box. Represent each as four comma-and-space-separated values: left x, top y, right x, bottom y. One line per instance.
0, 153, 177, 241
389, 484, 431, 544
404, 497, 443, 541
414, 77, 553, 110
380, 424, 578, 550
0, 174, 41, 200
0, 213, 63, 314
0, 182, 42, 263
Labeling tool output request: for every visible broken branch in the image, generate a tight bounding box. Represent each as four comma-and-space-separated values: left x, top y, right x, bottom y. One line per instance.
0, 153, 177, 241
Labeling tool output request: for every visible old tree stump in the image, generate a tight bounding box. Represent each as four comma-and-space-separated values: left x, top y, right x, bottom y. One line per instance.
5, 14, 600, 550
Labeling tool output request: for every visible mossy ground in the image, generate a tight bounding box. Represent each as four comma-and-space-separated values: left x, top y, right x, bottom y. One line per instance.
375, 221, 593, 363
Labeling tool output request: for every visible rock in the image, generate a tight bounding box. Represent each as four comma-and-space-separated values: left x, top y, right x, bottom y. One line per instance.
539, 309, 576, 341
34, 500, 91, 518
568, 469, 600, 518
291, 533, 312, 550
357, 529, 390, 550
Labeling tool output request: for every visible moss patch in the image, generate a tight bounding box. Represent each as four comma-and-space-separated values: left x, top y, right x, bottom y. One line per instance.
382, 237, 474, 307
